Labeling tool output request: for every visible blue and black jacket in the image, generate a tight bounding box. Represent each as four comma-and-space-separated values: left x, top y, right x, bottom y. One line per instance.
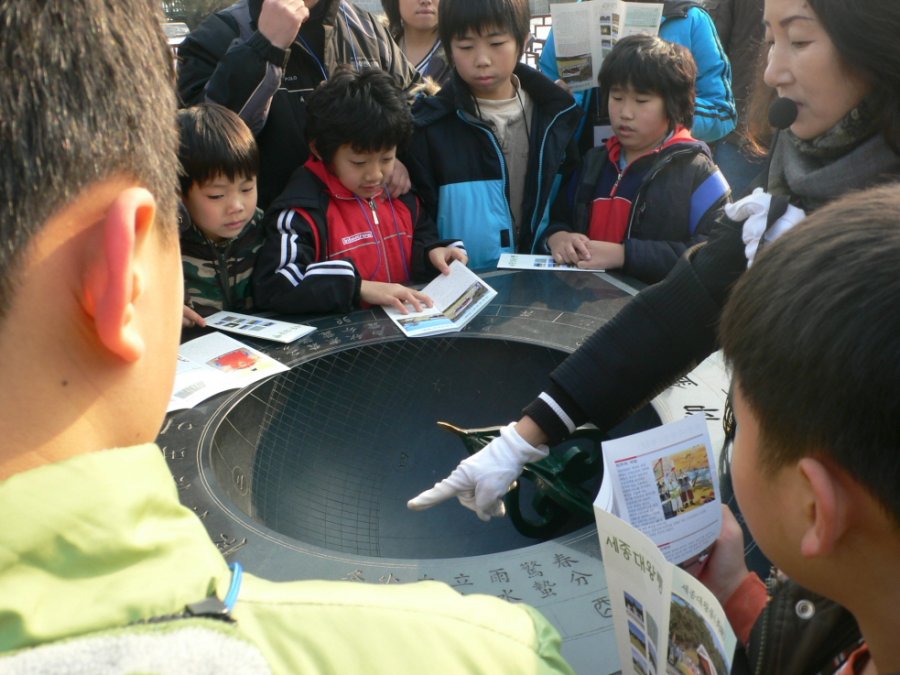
543, 128, 730, 283
406, 63, 582, 271
539, 0, 736, 145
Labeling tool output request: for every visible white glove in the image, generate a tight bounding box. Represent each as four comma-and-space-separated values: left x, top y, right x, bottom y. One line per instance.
407, 422, 549, 521
724, 188, 806, 267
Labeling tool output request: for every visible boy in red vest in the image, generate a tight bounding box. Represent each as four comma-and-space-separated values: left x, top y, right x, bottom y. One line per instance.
254, 68, 467, 315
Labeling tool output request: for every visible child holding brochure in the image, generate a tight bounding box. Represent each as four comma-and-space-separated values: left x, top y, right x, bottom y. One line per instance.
253, 68, 468, 316
700, 186, 900, 674
542, 35, 730, 283
405, 0, 582, 271
177, 103, 265, 321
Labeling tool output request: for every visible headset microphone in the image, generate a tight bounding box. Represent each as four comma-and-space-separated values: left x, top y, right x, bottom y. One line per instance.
768, 97, 799, 130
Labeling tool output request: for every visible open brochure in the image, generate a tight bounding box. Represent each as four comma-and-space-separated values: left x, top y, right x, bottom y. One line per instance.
596, 414, 722, 568
596, 507, 737, 675
496, 253, 602, 272
384, 260, 497, 338
550, 0, 663, 93
204, 311, 317, 344
167, 332, 289, 413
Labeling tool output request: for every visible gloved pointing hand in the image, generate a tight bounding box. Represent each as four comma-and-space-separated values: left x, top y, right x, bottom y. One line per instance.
407, 423, 549, 521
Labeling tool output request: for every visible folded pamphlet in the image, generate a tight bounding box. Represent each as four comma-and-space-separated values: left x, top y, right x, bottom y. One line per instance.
496, 253, 602, 272
384, 261, 497, 338
203, 310, 316, 344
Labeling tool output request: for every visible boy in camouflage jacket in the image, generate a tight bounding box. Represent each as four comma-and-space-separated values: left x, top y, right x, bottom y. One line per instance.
178, 103, 264, 320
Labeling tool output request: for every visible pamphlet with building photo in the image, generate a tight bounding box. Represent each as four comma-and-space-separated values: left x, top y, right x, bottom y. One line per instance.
594, 415, 736, 675
384, 260, 497, 338
550, 0, 664, 92
594, 414, 722, 568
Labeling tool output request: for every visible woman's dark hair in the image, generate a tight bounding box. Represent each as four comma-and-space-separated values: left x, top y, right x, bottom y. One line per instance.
438, 0, 531, 62
380, 0, 403, 40
745, 0, 900, 154
177, 103, 260, 195
305, 67, 414, 165
808, 0, 900, 151
598, 34, 697, 131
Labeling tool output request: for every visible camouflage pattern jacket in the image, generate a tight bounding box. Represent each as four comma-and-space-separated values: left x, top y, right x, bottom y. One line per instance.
180, 206, 265, 316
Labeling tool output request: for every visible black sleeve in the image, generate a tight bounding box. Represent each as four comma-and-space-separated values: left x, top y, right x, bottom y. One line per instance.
524, 211, 746, 442
404, 124, 441, 222
176, 13, 287, 130
252, 207, 361, 315
408, 192, 439, 282
622, 156, 731, 283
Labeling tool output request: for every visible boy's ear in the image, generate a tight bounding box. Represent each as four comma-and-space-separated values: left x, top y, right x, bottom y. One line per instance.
796, 457, 849, 558
81, 187, 157, 363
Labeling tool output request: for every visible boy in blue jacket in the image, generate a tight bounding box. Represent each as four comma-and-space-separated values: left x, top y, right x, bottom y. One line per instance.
406, 0, 582, 271
544, 36, 729, 283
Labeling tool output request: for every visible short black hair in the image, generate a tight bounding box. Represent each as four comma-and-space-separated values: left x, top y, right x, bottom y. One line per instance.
177, 103, 260, 195
598, 34, 697, 131
0, 0, 179, 325
720, 183, 900, 526
439, 0, 531, 62
304, 67, 413, 165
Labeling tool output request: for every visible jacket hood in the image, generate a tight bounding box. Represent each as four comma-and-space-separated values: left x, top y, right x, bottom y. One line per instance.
605, 125, 707, 165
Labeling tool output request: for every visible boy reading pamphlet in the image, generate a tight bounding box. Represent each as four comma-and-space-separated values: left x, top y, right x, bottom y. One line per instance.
253, 68, 467, 316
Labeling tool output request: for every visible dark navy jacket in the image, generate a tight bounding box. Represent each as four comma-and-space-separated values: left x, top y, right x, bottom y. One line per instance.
406, 64, 581, 271
544, 128, 730, 283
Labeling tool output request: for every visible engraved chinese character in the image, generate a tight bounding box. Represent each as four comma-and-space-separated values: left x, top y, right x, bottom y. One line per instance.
344, 569, 366, 582
489, 568, 510, 584
497, 589, 522, 602
593, 595, 612, 617
684, 404, 721, 421
674, 375, 698, 388
533, 580, 557, 598
452, 573, 473, 587
379, 573, 401, 584
570, 570, 593, 586
553, 554, 579, 568
213, 533, 247, 557
520, 561, 543, 578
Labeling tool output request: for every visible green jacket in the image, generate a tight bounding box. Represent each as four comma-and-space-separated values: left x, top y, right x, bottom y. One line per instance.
181, 207, 265, 316
0, 445, 575, 674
